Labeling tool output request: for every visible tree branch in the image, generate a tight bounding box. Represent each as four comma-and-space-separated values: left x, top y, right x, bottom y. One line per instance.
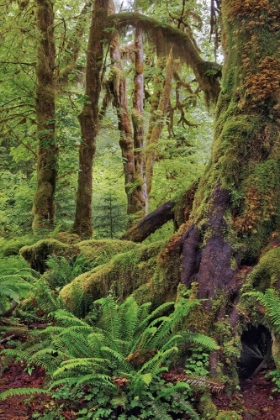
121, 201, 174, 242
105, 12, 222, 105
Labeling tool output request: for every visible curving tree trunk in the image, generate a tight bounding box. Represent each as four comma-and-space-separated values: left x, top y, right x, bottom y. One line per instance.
32, 0, 57, 233
72, 0, 110, 238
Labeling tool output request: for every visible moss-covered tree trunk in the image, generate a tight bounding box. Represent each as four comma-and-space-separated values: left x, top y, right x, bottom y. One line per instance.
162, 0, 280, 398
132, 27, 147, 217
144, 54, 173, 206
32, 0, 57, 233
109, 15, 146, 224
109, 31, 136, 222
181, 0, 280, 298
72, 0, 109, 238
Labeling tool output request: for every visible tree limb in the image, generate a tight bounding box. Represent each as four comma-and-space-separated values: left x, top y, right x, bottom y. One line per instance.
105, 12, 222, 105
121, 201, 174, 242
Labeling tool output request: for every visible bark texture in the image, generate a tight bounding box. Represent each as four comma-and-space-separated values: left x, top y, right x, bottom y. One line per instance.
32, 0, 57, 233
132, 27, 147, 217
156, 0, 280, 400
145, 53, 173, 200
174, 0, 280, 298
109, 20, 147, 223
72, 0, 110, 238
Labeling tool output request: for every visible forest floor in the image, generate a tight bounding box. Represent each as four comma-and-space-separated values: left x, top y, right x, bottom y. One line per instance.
1, 333, 280, 419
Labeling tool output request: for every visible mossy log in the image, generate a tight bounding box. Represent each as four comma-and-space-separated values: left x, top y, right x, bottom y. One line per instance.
60, 240, 179, 312
20, 239, 74, 273
19, 237, 138, 275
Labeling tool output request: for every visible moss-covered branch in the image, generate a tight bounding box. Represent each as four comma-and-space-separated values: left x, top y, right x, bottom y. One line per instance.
105, 12, 221, 105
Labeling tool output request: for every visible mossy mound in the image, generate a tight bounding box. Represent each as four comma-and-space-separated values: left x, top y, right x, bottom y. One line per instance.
78, 239, 139, 268
60, 240, 173, 312
216, 411, 242, 420
20, 239, 75, 273
245, 245, 280, 292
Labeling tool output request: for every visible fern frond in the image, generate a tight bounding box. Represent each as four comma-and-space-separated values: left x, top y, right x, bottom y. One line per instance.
0, 388, 50, 400
138, 347, 178, 376
184, 332, 219, 350
138, 301, 174, 331
53, 309, 88, 326
53, 357, 107, 378
73, 373, 115, 391
245, 289, 280, 331
101, 345, 130, 371
148, 400, 173, 420
118, 295, 140, 343
95, 295, 121, 340
166, 390, 200, 420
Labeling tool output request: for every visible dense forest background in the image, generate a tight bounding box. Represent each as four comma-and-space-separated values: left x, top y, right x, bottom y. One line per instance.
2, 0, 280, 419
0, 0, 213, 240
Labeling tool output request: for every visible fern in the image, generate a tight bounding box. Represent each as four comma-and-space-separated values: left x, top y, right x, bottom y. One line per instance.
244, 289, 280, 332
0, 274, 32, 314
0, 387, 50, 400
0, 293, 217, 418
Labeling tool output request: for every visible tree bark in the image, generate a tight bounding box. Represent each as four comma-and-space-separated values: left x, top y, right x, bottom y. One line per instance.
72, 0, 110, 238
32, 0, 57, 233
132, 27, 147, 217
109, 20, 147, 225
160, 0, 280, 395
145, 53, 173, 201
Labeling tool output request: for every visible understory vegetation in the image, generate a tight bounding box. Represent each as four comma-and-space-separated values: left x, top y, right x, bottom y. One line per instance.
0, 248, 221, 419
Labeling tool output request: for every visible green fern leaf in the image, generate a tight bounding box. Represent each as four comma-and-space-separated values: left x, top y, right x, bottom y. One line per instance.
0, 388, 50, 400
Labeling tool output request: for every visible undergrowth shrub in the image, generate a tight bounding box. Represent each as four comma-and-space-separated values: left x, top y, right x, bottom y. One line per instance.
0, 236, 39, 257
1, 292, 219, 419
43, 254, 94, 289
0, 269, 37, 316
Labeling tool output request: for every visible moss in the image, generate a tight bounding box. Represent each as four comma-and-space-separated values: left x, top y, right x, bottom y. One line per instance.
198, 391, 217, 419
60, 241, 168, 312
20, 239, 74, 273
78, 239, 139, 268
244, 246, 280, 291
216, 411, 242, 420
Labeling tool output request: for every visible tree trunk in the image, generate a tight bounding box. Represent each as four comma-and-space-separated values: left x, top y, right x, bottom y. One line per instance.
109, 31, 136, 221
162, 0, 280, 397
144, 53, 173, 203
72, 0, 110, 238
32, 0, 57, 233
132, 27, 147, 217
109, 20, 147, 225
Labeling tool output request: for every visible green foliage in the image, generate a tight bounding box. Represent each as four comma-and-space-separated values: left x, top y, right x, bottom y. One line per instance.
0, 388, 49, 400
43, 254, 93, 289
0, 271, 34, 316
93, 191, 128, 238
0, 235, 39, 257
185, 346, 210, 377
244, 289, 280, 332
1, 293, 218, 418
